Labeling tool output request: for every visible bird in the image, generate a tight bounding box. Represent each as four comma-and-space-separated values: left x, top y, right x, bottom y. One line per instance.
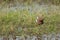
36, 14, 44, 25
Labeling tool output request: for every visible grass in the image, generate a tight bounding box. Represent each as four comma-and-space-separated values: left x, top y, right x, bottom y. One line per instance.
0, 9, 60, 36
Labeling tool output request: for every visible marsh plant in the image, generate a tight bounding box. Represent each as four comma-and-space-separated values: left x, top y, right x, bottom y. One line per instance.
0, 10, 60, 37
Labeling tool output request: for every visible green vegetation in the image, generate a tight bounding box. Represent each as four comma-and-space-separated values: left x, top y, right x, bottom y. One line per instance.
0, 10, 60, 36
0, 0, 60, 40
0, 0, 60, 5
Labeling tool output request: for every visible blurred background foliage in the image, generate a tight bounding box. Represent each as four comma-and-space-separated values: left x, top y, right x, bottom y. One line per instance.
0, 0, 60, 5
